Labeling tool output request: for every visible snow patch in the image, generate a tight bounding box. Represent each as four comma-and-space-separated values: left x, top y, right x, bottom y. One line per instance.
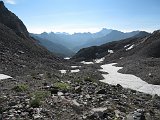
99, 63, 160, 96
124, 44, 130, 48
64, 57, 70, 60
59, 70, 67, 74
18, 50, 24, 54
95, 57, 105, 63
71, 69, 80, 73
126, 44, 134, 51
108, 49, 114, 54
81, 61, 94, 64
0, 74, 12, 80
71, 66, 81, 68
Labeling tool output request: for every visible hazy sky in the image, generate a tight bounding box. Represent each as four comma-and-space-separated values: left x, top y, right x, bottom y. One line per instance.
3, 0, 160, 34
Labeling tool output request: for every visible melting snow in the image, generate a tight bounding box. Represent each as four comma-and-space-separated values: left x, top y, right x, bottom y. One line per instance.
59, 70, 67, 74
64, 57, 70, 60
124, 44, 130, 48
126, 44, 134, 51
71, 69, 80, 73
0, 74, 12, 80
81, 61, 94, 64
95, 57, 105, 63
99, 63, 160, 96
71, 66, 81, 68
108, 49, 114, 54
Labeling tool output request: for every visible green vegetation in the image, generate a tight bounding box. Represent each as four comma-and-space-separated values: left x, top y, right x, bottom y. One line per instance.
53, 82, 71, 91
30, 98, 41, 108
30, 91, 50, 108
12, 84, 28, 92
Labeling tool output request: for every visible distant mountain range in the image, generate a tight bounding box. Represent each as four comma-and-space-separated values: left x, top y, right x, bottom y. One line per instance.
30, 34, 75, 57
32, 29, 147, 55
31, 28, 112, 52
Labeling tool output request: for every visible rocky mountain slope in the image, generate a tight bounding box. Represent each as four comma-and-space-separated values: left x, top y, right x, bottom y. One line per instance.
0, 1, 28, 38
0, 1, 65, 76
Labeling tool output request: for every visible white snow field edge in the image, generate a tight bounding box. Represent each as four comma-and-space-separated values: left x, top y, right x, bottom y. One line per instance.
81, 61, 94, 64
99, 63, 160, 96
59, 69, 80, 74
95, 57, 105, 63
0, 74, 12, 80
81, 57, 105, 64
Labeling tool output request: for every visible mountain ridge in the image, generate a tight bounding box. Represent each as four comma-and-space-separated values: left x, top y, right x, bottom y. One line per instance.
34, 29, 144, 52
0, 1, 29, 38
0, 1, 65, 76
30, 34, 75, 57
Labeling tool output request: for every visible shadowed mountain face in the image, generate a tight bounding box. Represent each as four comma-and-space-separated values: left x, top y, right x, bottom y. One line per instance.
0, 1, 64, 76
0, 1, 29, 38
138, 30, 160, 58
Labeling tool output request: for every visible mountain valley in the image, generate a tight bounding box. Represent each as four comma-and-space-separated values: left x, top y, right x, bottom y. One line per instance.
0, 1, 160, 120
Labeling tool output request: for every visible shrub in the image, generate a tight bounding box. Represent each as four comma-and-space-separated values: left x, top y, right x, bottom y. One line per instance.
12, 84, 28, 92
53, 82, 71, 91
30, 91, 50, 108
30, 98, 41, 108
31, 91, 50, 100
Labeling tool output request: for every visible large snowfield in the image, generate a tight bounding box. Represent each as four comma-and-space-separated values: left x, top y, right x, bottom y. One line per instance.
0, 74, 12, 80
99, 63, 160, 96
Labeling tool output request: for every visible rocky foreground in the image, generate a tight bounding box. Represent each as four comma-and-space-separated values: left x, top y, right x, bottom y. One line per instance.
0, 63, 160, 120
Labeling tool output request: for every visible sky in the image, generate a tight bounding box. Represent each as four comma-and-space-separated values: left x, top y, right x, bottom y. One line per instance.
3, 0, 160, 34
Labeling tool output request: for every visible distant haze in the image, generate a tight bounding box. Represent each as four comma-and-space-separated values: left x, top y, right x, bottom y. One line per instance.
4, 0, 160, 34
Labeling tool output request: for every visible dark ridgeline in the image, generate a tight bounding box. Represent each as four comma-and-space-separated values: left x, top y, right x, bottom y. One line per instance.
0, 1, 28, 38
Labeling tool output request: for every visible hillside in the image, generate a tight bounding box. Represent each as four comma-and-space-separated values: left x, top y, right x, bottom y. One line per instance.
0, 1, 64, 76
72, 31, 160, 85
0, 1, 28, 38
